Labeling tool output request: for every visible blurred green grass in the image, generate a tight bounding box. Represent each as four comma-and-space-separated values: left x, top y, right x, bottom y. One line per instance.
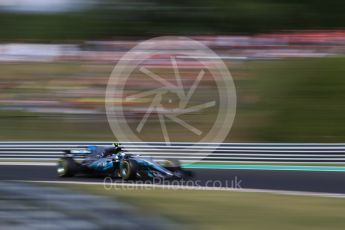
0, 111, 113, 140
59, 184, 345, 230
244, 57, 345, 142
1, 57, 345, 142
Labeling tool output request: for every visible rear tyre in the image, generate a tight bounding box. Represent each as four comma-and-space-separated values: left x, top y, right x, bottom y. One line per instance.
57, 157, 78, 177
121, 160, 137, 180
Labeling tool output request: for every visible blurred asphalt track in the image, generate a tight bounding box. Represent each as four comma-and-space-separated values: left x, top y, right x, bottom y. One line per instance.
0, 181, 181, 230
1, 165, 345, 194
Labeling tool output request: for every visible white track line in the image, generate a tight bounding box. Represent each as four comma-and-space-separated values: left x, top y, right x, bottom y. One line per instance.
4, 156, 345, 160
2, 161, 345, 166
4, 153, 345, 157
21, 180, 345, 199
0, 162, 55, 166
3, 145, 345, 149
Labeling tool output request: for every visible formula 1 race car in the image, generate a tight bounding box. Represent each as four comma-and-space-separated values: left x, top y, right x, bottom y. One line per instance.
57, 143, 192, 180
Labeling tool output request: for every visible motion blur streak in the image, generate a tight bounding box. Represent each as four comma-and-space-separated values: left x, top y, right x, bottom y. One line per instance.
2, 165, 345, 194
0, 32, 345, 142
0, 181, 181, 229
1, 1, 345, 229
4, 142, 345, 164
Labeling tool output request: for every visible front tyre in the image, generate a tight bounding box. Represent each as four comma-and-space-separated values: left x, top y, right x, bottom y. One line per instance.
57, 157, 78, 177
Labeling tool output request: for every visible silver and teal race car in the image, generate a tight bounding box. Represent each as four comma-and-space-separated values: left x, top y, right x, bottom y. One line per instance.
57, 143, 192, 180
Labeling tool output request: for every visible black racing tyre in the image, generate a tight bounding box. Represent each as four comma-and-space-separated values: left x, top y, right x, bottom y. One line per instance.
57, 157, 78, 177
121, 160, 137, 180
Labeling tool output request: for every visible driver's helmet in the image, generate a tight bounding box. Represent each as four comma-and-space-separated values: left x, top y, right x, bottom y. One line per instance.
112, 142, 122, 152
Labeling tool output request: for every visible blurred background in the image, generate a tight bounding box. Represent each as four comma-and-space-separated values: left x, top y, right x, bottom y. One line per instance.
1, 2, 345, 230
0, 0, 344, 142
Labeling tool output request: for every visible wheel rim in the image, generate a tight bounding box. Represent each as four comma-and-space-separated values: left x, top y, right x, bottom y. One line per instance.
57, 161, 65, 176
122, 167, 128, 177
